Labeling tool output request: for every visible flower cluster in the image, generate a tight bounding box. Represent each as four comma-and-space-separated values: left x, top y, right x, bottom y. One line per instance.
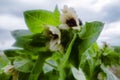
45, 6, 82, 53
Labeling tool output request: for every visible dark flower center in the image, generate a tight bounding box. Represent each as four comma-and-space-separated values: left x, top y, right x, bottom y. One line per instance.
49, 31, 59, 39
66, 18, 77, 27
52, 34, 59, 39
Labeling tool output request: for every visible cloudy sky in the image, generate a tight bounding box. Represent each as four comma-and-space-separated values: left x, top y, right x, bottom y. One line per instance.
0, 0, 120, 50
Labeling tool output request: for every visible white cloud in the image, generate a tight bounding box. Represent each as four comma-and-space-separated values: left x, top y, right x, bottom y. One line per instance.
98, 20, 120, 46
61, 0, 118, 13
0, 14, 27, 30
59, 0, 94, 7
0, 0, 65, 11
0, 40, 15, 50
0, 29, 15, 50
99, 21, 120, 37
91, 0, 115, 12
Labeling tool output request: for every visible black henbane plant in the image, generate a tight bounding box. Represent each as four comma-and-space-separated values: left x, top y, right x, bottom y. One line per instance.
0, 6, 120, 80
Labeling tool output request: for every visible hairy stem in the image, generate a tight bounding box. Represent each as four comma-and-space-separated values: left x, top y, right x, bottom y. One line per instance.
59, 34, 77, 80
28, 54, 46, 80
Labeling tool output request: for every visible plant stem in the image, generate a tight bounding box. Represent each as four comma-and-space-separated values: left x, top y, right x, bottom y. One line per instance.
62, 34, 77, 68
28, 54, 46, 80
59, 34, 77, 80
59, 69, 66, 80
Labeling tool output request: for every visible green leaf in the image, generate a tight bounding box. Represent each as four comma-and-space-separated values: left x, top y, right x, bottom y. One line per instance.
28, 52, 52, 80
0, 73, 10, 80
4, 50, 20, 58
44, 70, 59, 80
24, 9, 60, 33
12, 30, 49, 51
78, 21, 104, 58
4, 49, 36, 73
101, 64, 119, 80
27, 33, 49, 48
80, 43, 102, 79
101, 46, 120, 65
113, 46, 120, 53
18, 72, 30, 80
79, 21, 104, 39
0, 53, 9, 69
13, 58, 33, 73
11, 30, 32, 48
22, 33, 50, 53
43, 59, 57, 73
53, 5, 60, 23
71, 66, 86, 80
4, 49, 30, 62
12, 30, 32, 39
43, 63, 53, 74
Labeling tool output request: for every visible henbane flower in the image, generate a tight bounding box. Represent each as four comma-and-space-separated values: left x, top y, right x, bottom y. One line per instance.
3, 65, 15, 75
44, 26, 64, 53
59, 5, 82, 30
3, 65, 19, 80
